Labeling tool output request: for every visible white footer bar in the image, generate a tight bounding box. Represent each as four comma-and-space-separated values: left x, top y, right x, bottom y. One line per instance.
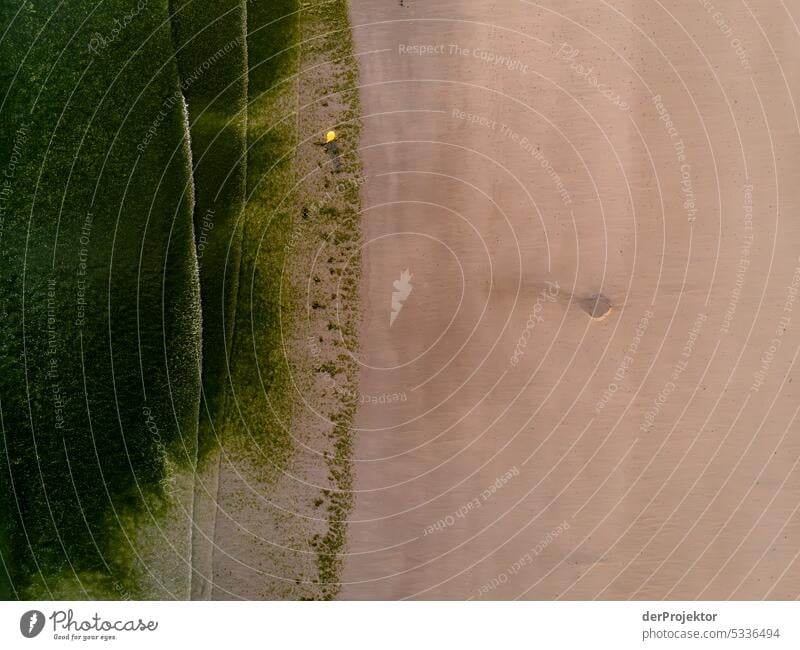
1, 601, 796, 648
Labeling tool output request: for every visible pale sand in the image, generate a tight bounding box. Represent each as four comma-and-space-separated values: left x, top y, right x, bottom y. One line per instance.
342, 0, 800, 599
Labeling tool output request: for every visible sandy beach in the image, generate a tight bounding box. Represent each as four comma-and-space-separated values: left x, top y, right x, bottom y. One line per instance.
342, 0, 800, 599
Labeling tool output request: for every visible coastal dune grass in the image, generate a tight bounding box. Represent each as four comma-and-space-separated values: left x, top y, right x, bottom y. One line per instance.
226, 0, 298, 472
208, 0, 363, 598
0, 0, 361, 600
167, 0, 248, 597
0, 1, 201, 599
169, 0, 247, 457
203, 0, 301, 598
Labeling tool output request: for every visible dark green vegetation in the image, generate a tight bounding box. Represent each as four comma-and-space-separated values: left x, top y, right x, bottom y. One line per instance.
221, 0, 299, 481
169, 0, 247, 458
0, 1, 201, 598
168, 0, 250, 601
201, 0, 301, 599
214, 0, 363, 598
292, 0, 363, 598
0, 0, 362, 600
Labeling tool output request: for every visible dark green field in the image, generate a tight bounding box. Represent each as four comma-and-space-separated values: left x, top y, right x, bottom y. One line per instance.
0, 0, 360, 600
0, 0, 202, 598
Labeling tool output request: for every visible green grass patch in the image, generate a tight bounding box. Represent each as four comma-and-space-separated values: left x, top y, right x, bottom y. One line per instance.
294, 0, 363, 599
169, 0, 247, 457
168, 0, 249, 599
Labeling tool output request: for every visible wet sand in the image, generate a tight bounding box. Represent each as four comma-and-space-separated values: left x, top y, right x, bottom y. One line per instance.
342, 0, 800, 599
